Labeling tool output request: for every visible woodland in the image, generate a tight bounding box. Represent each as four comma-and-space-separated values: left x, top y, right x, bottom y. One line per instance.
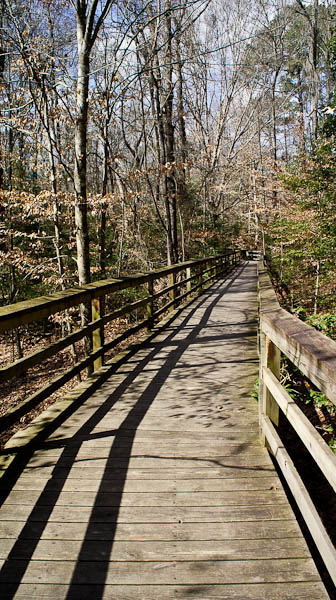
0, 0, 336, 556
0, 0, 334, 322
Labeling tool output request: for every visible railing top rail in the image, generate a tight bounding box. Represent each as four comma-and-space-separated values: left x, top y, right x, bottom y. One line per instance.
258, 261, 336, 405
0, 252, 236, 333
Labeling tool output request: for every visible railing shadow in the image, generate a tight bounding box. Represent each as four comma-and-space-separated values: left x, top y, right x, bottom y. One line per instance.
0, 262, 260, 599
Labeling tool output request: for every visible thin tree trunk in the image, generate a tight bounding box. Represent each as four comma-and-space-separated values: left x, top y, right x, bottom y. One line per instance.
313, 260, 320, 314
297, 69, 306, 154
74, 29, 91, 288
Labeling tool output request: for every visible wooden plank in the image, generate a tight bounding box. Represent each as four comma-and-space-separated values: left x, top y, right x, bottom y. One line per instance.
261, 310, 336, 404
0, 519, 302, 542
0, 582, 328, 600
20, 464, 276, 480
43, 426, 260, 448
41, 437, 263, 451
262, 415, 336, 587
44, 427, 261, 443
67, 415, 259, 432
0, 538, 311, 562
6, 476, 281, 493
0, 293, 148, 385
186, 266, 192, 299
25, 445, 266, 460
0, 558, 323, 585
258, 263, 336, 403
0, 252, 235, 332
0, 263, 326, 597
0, 504, 296, 523
24, 454, 273, 471
91, 296, 103, 371
263, 365, 336, 492
0, 295, 207, 461
4, 430, 261, 451
3, 489, 288, 508
263, 337, 280, 427
257, 263, 280, 313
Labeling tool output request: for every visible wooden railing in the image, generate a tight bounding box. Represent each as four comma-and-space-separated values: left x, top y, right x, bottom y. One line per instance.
258, 262, 336, 586
0, 251, 241, 435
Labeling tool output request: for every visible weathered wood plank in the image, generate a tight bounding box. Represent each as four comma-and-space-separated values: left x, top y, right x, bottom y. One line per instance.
0, 582, 328, 600
0, 504, 296, 523
0, 519, 302, 542
3, 475, 282, 493
20, 464, 276, 480
0, 262, 327, 597
262, 415, 336, 587
261, 309, 336, 404
259, 262, 336, 403
23, 454, 273, 470
3, 489, 287, 508
0, 538, 311, 562
0, 558, 323, 585
44, 427, 261, 443
0, 254, 231, 332
21, 444, 266, 460
263, 365, 336, 492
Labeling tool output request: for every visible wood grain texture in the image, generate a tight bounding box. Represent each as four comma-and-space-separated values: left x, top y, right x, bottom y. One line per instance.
0, 262, 328, 598
0, 582, 328, 600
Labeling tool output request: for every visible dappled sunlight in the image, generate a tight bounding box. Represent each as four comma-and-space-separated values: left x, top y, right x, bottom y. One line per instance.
0, 263, 321, 599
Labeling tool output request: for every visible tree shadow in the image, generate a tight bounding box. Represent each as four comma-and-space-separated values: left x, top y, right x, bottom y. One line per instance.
0, 262, 262, 599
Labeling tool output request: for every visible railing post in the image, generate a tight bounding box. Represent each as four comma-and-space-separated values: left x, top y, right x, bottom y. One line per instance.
147, 278, 154, 330
91, 296, 103, 371
198, 263, 203, 292
186, 266, 192, 299
206, 259, 211, 285
218, 256, 223, 277
225, 254, 229, 273
214, 258, 218, 280
260, 327, 280, 444
168, 272, 176, 311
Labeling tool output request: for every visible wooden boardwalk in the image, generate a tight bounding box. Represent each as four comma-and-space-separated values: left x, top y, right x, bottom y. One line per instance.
0, 262, 330, 599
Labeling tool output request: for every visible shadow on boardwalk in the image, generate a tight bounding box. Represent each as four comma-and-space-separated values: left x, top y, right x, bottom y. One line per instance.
0, 264, 264, 599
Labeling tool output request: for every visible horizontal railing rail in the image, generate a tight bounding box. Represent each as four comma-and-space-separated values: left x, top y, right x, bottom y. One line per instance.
258, 261, 336, 586
0, 251, 241, 434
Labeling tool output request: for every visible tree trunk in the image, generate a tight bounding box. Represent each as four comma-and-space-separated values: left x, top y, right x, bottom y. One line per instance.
311, 0, 319, 141
297, 68, 306, 154
163, 4, 178, 265
74, 32, 91, 287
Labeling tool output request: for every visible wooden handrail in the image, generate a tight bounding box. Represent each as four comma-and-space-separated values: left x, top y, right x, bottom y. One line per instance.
0, 253, 236, 332
0, 251, 241, 433
258, 261, 336, 586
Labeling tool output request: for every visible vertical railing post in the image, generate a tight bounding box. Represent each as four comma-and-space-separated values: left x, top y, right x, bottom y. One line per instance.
168, 272, 176, 311
264, 337, 280, 424
91, 295, 103, 371
260, 324, 280, 445
198, 262, 203, 292
147, 277, 154, 330
218, 256, 223, 277
186, 266, 192, 299
206, 259, 211, 285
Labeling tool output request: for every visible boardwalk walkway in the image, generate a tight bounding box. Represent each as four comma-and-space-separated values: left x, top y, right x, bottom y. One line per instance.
0, 262, 329, 598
